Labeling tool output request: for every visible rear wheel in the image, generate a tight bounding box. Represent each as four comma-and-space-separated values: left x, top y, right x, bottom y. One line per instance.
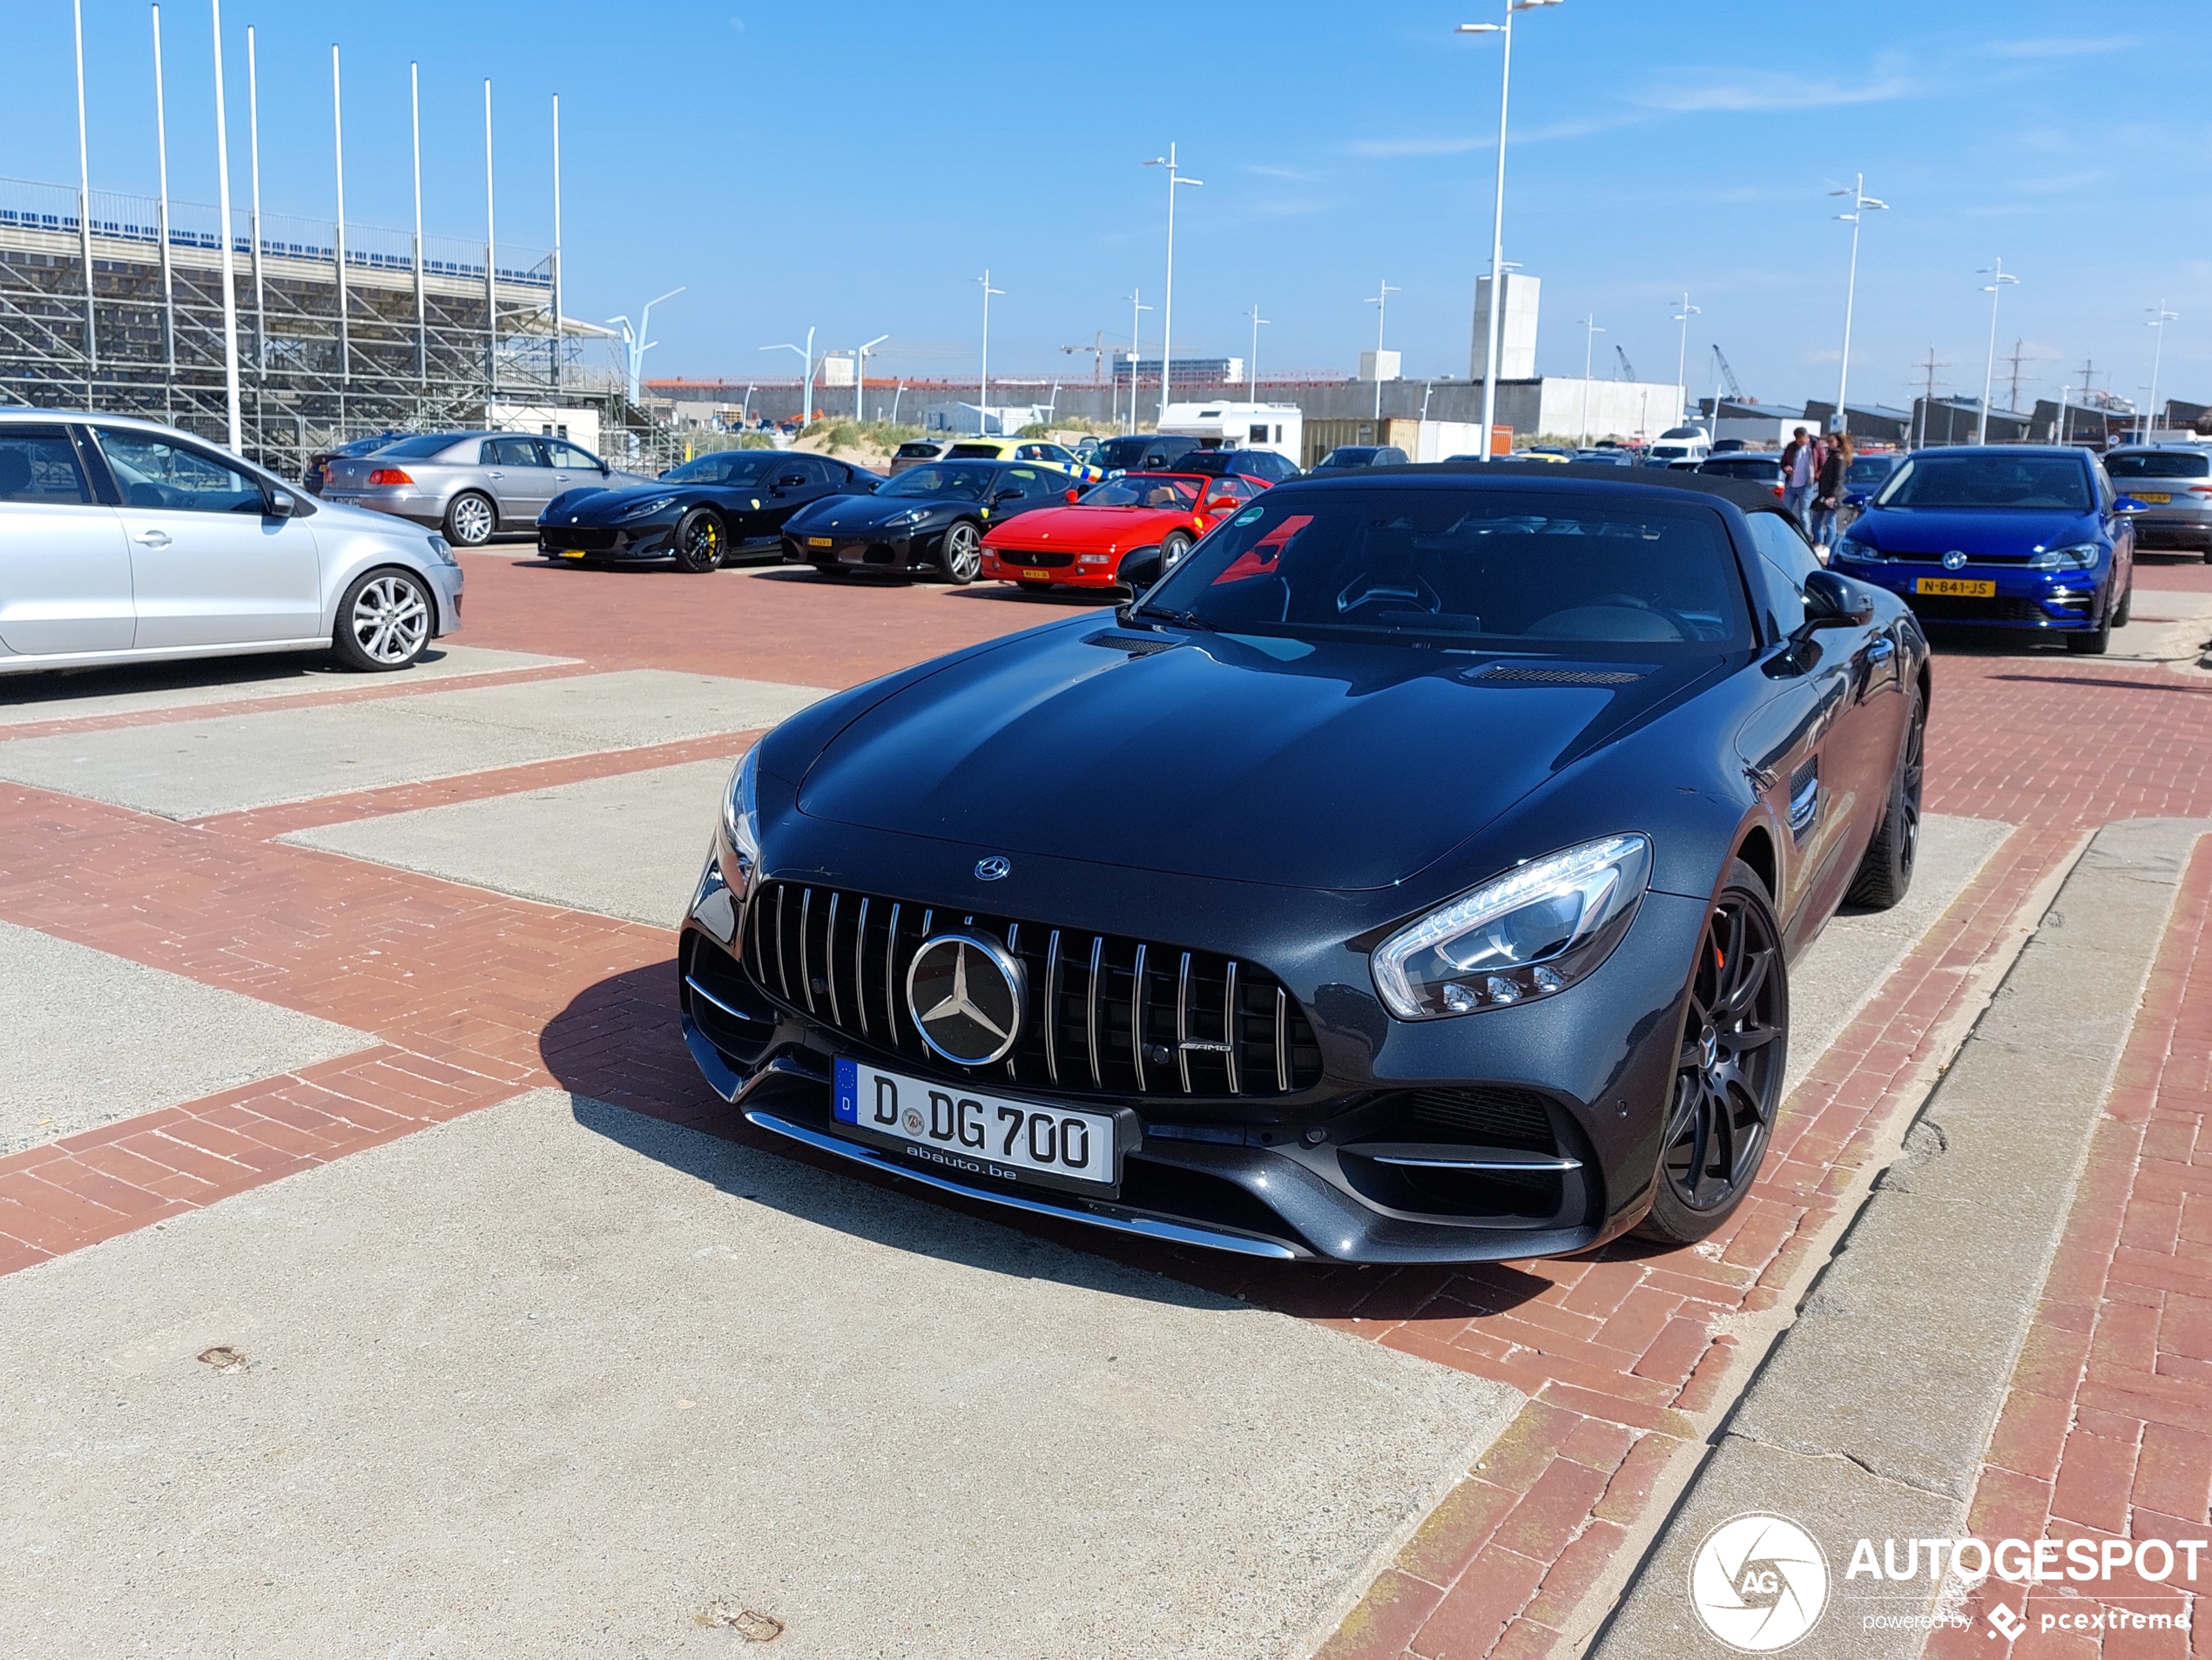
333, 568, 434, 672
1635, 860, 1787, 1247
442, 491, 496, 548
1844, 688, 1925, 910
940, 521, 982, 584
1160, 530, 1193, 572
674, 508, 725, 573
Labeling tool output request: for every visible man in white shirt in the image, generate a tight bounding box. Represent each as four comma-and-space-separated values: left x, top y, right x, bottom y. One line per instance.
1780, 426, 1820, 530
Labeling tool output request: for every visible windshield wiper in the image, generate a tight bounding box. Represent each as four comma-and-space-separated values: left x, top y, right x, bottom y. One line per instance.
1130, 604, 1220, 633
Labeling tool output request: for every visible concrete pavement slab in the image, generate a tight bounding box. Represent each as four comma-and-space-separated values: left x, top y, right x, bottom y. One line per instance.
1784, 815, 2012, 1096
0, 669, 826, 818
0, 1089, 1519, 1659
0, 920, 373, 1154
282, 756, 732, 927
0, 643, 575, 725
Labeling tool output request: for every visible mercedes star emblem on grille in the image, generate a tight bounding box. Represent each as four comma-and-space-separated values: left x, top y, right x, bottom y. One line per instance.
905, 934, 1025, 1065
974, 855, 1011, 881
1942, 550, 1967, 570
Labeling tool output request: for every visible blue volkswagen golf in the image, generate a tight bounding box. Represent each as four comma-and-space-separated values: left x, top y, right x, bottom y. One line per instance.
1830, 446, 2143, 654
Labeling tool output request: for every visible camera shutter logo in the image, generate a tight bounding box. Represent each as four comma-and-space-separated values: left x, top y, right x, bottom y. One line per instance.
905, 935, 1024, 1066
1688, 1513, 1830, 1652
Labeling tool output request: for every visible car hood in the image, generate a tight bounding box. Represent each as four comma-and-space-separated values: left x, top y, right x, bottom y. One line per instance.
1850, 506, 2102, 556
987, 503, 1193, 544
551, 481, 705, 523
791, 494, 968, 531
796, 623, 1721, 891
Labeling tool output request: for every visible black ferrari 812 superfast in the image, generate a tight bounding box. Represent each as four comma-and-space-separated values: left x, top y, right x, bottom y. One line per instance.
677, 464, 1929, 1263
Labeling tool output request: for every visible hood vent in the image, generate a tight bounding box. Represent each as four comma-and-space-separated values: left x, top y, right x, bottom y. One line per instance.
1085, 631, 1182, 658
1464, 663, 1649, 686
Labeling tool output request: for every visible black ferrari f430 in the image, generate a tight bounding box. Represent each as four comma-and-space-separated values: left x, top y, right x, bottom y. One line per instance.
538, 449, 881, 570
678, 464, 1929, 1264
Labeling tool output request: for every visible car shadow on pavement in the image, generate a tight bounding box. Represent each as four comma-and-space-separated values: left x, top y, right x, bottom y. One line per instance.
538, 961, 1560, 1322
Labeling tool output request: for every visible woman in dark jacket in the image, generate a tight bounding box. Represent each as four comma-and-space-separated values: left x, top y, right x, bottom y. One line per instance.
1811, 433, 1852, 552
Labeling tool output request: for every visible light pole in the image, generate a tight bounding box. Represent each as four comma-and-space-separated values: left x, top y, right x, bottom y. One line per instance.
759, 324, 814, 426
1125, 288, 1150, 434
1976, 260, 2020, 444
975, 269, 1002, 435
1828, 173, 1888, 435
1143, 145, 1202, 424
1248, 304, 1269, 405
1366, 279, 1399, 422
1457, 0, 1561, 462
608, 286, 683, 406
1579, 314, 1602, 444
855, 333, 888, 422
1672, 293, 1699, 424
2145, 301, 2178, 441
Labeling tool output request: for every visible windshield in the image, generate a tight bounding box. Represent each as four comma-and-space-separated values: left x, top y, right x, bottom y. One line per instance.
945, 442, 1007, 459
1093, 435, 1193, 470
1136, 487, 1751, 652
1875, 453, 2092, 510
661, 451, 778, 484
1081, 475, 1201, 509
1318, 449, 1380, 467
878, 462, 996, 501
894, 442, 942, 458
1701, 457, 1782, 478
1845, 456, 1893, 484
377, 434, 472, 460
2107, 450, 2211, 480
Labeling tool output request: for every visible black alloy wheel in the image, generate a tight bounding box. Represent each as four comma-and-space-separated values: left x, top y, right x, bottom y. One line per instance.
2066, 603, 2114, 655
940, 521, 982, 584
675, 508, 725, 573
1844, 689, 1925, 909
1636, 860, 1787, 1245
2111, 577, 2134, 628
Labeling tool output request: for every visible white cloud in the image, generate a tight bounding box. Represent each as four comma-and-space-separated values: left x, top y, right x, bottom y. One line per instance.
1993, 36, 2133, 59
1637, 69, 1915, 113
1347, 116, 1620, 159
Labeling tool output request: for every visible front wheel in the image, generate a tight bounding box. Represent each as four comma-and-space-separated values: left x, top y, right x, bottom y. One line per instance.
1160, 530, 1193, 572
1844, 688, 1924, 910
2066, 611, 2114, 655
1635, 860, 1787, 1247
940, 521, 982, 584
2111, 578, 2134, 628
673, 508, 725, 573
333, 568, 434, 672
443, 491, 496, 548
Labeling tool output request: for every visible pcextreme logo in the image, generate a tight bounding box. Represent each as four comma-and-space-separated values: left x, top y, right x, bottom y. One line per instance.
1689, 1513, 1831, 1652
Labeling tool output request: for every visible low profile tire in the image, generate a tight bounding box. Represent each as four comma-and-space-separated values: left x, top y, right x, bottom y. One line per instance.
2066, 607, 2114, 655
442, 491, 496, 548
1160, 530, 1193, 571
333, 567, 434, 672
1844, 687, 1925, 910
940, 521, 982, 584
674, 508, 725, 573
1634, 859, 1788, 1247
2111, 579, 2134, 628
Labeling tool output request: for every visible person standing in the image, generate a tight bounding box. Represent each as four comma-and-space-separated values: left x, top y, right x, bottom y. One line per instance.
1811, 431, 1853, 553
1781, 425, 1820, 530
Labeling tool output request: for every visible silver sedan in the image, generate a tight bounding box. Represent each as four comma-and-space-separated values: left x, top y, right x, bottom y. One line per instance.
0, 409, 462, 675
318, 430, 654, 547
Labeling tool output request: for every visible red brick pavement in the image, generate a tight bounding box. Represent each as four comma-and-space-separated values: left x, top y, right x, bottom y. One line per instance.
5, 556, 2212, 1657
1924, 838, 2212, 1658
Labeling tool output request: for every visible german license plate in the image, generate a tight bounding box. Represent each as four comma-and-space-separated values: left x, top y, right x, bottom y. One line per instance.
833, 1057, 1117, 1193
1021, 568, 1052, 582
2137, 492, 2172, 504
807, 536, 834, 548
1916, 577, 1994, 597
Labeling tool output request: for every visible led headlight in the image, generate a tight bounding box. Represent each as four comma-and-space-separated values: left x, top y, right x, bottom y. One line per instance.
883, 509, 926, 528
425, 532, 457, 567
1370, 833, 1652, 1020
2027, 543, 2100, 570
620, 495, 677, 520
719, 745, 762, 893
1831, 536, 1879, 564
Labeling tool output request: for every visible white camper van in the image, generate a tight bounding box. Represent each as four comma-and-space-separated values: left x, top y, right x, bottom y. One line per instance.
1157, 402, 1304, 464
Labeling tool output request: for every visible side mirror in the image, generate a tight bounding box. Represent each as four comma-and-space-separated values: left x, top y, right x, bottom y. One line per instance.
993, 487, 1024, 504
599, 462, 610, 476
266, 489, 297, 518
1842, 490, 1871, 508
1800, 568, 1875, 632
1205, 496, 1239, 513
2114, 496, 2149, 514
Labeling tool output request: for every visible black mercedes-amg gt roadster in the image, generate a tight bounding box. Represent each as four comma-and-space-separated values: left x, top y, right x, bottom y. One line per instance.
678, 464, 1929, 1263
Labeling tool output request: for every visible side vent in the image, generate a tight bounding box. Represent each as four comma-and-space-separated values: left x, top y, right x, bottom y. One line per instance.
1466, 663, 1649, 686
1085, 631, 1182, 658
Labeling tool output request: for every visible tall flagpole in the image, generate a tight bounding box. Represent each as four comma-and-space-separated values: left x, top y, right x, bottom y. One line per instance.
152, 6, 176, 419
246, 25, 265, 378
550, 93, 563, 393
410, 63, 426, 387
484, 79, 497, 407
211, 0, 242, 450
74, 0, 97, 401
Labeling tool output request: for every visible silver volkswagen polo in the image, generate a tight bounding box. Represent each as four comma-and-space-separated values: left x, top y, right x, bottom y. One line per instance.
0, 409, 462, 676
319, 429, 654, 547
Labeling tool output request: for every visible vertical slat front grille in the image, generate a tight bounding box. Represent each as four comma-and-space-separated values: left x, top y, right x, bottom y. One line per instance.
745, 880, 1324, 1101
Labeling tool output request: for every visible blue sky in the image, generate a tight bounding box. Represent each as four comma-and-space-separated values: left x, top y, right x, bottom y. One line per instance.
6, 2, 2205, 413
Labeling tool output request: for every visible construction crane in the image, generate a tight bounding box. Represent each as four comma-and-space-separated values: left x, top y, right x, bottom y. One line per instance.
1710, 344, 1746, 401
1061, 331, 1107, 385
1613, 344, 1639, 381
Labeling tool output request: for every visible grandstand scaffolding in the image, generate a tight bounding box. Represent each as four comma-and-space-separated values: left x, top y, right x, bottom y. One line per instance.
0, 172, 628, 479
